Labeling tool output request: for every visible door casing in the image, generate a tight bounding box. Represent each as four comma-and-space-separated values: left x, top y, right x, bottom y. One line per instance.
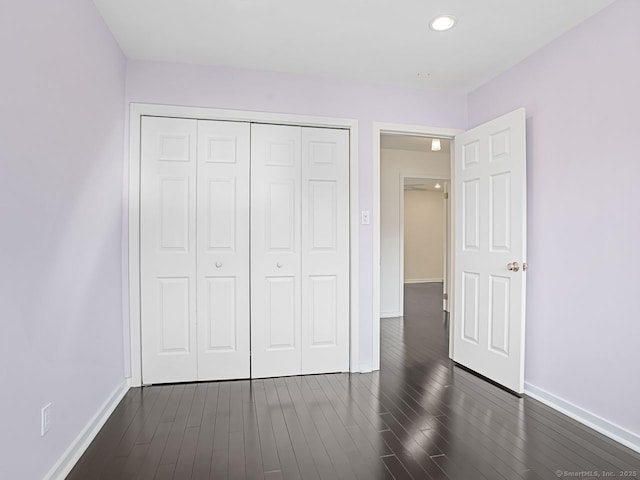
373, 123, 463, 371
128, 103, 360, 387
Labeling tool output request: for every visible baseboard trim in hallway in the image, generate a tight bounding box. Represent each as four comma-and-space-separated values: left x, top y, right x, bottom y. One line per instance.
44, 379, 130, 480
525, 382, 640, 454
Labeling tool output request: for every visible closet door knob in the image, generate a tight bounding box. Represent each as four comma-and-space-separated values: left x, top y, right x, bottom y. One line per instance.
277, 263, 283, 269
215, 262, 222, 268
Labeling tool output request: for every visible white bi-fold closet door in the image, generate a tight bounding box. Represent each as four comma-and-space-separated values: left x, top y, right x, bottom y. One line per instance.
140, 118, 349, 384
250, 124, 350, 378
140, 117, 250, 384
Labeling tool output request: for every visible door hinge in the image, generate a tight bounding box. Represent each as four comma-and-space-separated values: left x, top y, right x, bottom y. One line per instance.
444, 192, 449, 199
443, 293, 448, 300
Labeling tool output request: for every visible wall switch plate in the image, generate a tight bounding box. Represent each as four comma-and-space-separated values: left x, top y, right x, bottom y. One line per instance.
361, 210, 370, 225
41, 403, 52, 436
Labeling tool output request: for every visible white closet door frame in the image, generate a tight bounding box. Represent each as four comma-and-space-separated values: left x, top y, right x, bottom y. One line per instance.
128, 104, 360, 387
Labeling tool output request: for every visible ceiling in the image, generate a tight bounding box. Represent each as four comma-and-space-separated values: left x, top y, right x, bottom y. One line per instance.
381, 134, 450, 153
93, 0, 616, 92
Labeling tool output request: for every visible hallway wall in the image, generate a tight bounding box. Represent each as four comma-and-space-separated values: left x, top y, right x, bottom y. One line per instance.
404, 189, 445, 283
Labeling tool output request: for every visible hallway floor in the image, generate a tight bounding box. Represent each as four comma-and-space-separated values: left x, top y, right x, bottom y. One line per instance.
68, 283, 640, 479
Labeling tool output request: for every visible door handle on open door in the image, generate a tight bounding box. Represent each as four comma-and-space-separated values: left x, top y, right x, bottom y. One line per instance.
507, 262, 520, 272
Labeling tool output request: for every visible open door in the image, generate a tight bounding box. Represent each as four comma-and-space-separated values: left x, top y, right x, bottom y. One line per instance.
452, 108, 527, 394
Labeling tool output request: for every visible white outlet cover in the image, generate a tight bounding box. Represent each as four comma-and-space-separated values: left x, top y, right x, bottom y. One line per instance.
41, 403, 52, 436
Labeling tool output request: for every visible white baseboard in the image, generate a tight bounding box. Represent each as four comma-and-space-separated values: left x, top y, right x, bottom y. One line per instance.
44, 379, 131, 480
358, 362, 374, 373
524, 382, 640, 454
404, 278, 443, 284
380, 312, 402, 319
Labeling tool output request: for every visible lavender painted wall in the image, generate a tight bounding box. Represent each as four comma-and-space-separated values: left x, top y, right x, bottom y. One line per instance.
124, 61, 468, 370
468, 0, 640, 436
0, 0, 126, 478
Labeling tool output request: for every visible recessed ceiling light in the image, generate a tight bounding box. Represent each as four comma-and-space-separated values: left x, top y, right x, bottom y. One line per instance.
430, 15, 456, 31
434, 183, 442, 189
431, 138, 441, 151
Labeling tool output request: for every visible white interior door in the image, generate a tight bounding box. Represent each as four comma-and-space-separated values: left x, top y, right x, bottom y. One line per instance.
141, 116, 198, 384
301, 128, 350, 374
196, 120, 250, 380
453, 108, 527, 393
250, 124, 302, 378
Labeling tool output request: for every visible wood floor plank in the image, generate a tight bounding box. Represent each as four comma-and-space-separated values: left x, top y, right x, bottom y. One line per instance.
272, 378, 320, 480
172, 425, 199, 479
186, 383, 208, 428
136, 421, 172, 480
210, 381, 231, 479
115, 386, 163, 457
118, 443, 150, 480
263, 378, 303, 480
191, 382, 219, 480
252, 380, 282, 475
381, 454, 413, 480
275, 377, 339, 480
132, 385, 173, 446
153, 463, 174, 480
290, 377, 357, 480
314, 375, 384, 465
379, 429, 444, 480
159, 384, 186, 423
283, 376, 353, 480
158, 384, 196, 466
305, 377, 377, 480
229, 381, 247, 480
241, 380, 265, 480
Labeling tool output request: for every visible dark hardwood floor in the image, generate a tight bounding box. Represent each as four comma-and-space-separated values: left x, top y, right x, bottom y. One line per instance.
68, 283, 640, 479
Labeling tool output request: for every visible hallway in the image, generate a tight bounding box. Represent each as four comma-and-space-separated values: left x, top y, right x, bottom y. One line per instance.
68, 284, 640, 479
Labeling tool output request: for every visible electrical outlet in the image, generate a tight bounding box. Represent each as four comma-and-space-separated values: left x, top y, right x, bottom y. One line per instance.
41, 403, 52, 436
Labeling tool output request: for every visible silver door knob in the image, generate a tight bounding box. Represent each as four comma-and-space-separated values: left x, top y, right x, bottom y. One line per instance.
523, 262, 528, 271
277, 263, 283, 268
507, 262, 520, 272
215, 262, 222, 268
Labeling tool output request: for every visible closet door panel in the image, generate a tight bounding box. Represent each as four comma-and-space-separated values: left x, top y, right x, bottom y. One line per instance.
196, 120, 250, 380
301, 128, 350, 374
251, 124, 302, 378
141, 117, 198, 384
